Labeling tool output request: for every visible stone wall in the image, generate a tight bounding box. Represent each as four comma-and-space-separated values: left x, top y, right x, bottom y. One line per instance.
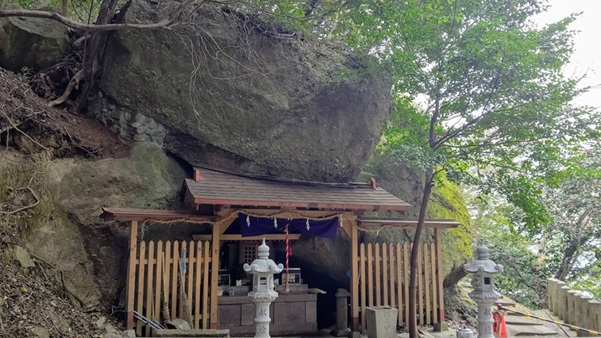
547, 278, 601, 332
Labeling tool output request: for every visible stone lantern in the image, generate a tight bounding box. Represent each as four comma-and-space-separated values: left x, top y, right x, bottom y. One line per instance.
244, 239, 284, 338
463, 245, 503, 338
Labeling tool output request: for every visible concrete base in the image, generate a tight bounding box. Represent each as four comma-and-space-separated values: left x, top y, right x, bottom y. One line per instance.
434, 322, 449, 332
331, 328, 352, 337
348, 331, 362, 338
365, 306, 398, 338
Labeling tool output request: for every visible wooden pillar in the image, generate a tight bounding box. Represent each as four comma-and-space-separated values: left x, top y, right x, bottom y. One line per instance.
433, 228, 446, 331
350, 217, 360, 331
126, 220, 139, 330
209, 222, 221, 328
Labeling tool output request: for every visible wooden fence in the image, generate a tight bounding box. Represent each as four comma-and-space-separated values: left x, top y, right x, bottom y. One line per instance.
130, 240, 213, 336
357, 241, 444, 331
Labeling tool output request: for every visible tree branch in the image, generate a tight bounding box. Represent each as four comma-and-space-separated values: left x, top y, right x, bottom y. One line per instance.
0, 9, 172, 31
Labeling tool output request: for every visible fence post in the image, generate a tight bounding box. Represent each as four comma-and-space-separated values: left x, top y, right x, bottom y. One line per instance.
547, 278, 557, 313
567, 290, 580, 325
588, 300, 601, 332
558, 285, 570, 321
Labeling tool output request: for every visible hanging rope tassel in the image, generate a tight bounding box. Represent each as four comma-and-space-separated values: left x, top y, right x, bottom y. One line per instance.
285, 224, 290, 293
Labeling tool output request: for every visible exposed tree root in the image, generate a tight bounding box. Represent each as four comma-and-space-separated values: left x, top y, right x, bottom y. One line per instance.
47, 69, 84, 108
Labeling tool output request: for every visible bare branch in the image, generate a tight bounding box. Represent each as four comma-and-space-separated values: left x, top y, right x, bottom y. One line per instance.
0, 9, 172, 31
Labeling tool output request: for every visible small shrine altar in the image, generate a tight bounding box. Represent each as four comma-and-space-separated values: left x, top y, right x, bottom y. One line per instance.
218, 284, 317, 335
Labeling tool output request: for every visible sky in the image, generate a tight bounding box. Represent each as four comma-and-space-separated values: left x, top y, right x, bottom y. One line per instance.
533, 0, 601, 109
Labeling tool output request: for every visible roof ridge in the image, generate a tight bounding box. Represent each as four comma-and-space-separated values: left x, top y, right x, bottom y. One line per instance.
193, 166, 372, 189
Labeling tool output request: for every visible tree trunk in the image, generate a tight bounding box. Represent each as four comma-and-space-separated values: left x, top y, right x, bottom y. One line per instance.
76, 0, 121, 110
409, 167, 434, 338
60, 0, 68, 16
554, 240, 579, 281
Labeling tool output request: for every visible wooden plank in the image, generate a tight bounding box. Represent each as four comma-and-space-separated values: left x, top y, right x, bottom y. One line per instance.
417, 243, 423, 325
396, 243, 402, 325
404, 242, 409, 326
171, 241, 180, 321
367, 243, 374, 307
187, 241, 194, 310
431, 242, 438, 324
146, 241, 155, 331
136, 241, 146, 335
360, 243, 366, 332
382, 243, 388, 306
126, 220, 138, 330
195, 241, 202, 329
155, 241, 163, 325
179, 241, 188, 318
375, 243, 381, 306
389, 243, 396, 313
350, 219, 360, 331
202, 241, 210, 328
164, 241, 172, 322
193, 234, 302, 241
424, 243, 430, 325
341, 217, 352, 237
435, 228, 445, 327
101, 207, 219, 222
215, 207, 351, 219
209, 224, 221, 328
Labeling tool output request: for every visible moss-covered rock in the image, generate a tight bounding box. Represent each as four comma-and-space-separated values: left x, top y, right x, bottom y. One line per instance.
47, 143, 185, 225
0, 151, 102, 308
360, 153, 473, 283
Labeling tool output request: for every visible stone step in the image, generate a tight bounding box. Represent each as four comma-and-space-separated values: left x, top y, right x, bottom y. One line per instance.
497, 298, 516, 307
505, 316, 547, 326
155, 329, 230, 337
509, 325, 558, 336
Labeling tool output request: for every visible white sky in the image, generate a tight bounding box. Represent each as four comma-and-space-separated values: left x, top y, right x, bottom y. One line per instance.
533, 0, 601, 109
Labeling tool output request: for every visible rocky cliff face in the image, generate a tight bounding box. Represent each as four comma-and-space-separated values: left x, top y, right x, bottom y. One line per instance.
89, 0, 392, 182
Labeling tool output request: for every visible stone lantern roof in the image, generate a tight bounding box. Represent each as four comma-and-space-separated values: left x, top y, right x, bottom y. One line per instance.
463, 245, 503, 274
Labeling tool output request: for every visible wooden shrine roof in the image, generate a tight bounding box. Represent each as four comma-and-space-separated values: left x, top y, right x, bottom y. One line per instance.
185, 168, 412, 212
100, 208, 218, 222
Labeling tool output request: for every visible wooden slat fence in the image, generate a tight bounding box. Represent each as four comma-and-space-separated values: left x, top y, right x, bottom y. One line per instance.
130, 240, 213, 336
357, 241, 443, 332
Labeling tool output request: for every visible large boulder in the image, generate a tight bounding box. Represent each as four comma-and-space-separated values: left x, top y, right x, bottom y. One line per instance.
90, 1, 392, 182
0, 15, 69, 72
46, 143, 186, 301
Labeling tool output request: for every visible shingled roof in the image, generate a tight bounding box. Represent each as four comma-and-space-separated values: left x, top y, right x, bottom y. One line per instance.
184, 168, 411, 212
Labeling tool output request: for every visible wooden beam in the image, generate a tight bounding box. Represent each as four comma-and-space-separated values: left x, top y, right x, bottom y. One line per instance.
193, 234, 302, 241
341, 217, 352, 237
196, 197, 410, 212
434, 228, 445, 331
349, 217, 360, 331
218, 211, 238, 235
357, 219, 460, 229
209, 222, 221, 328
126, 220, 138, 331
215, 207, 353, 219
101, 207, 218, 222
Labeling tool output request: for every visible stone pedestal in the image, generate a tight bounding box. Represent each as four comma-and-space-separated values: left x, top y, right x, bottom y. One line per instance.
251, 297, 273, 338
331, 289, 351, 337
365, 306, 398, 338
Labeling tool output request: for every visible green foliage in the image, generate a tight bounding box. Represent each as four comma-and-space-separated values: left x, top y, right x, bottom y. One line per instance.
472, 194, 554, 308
